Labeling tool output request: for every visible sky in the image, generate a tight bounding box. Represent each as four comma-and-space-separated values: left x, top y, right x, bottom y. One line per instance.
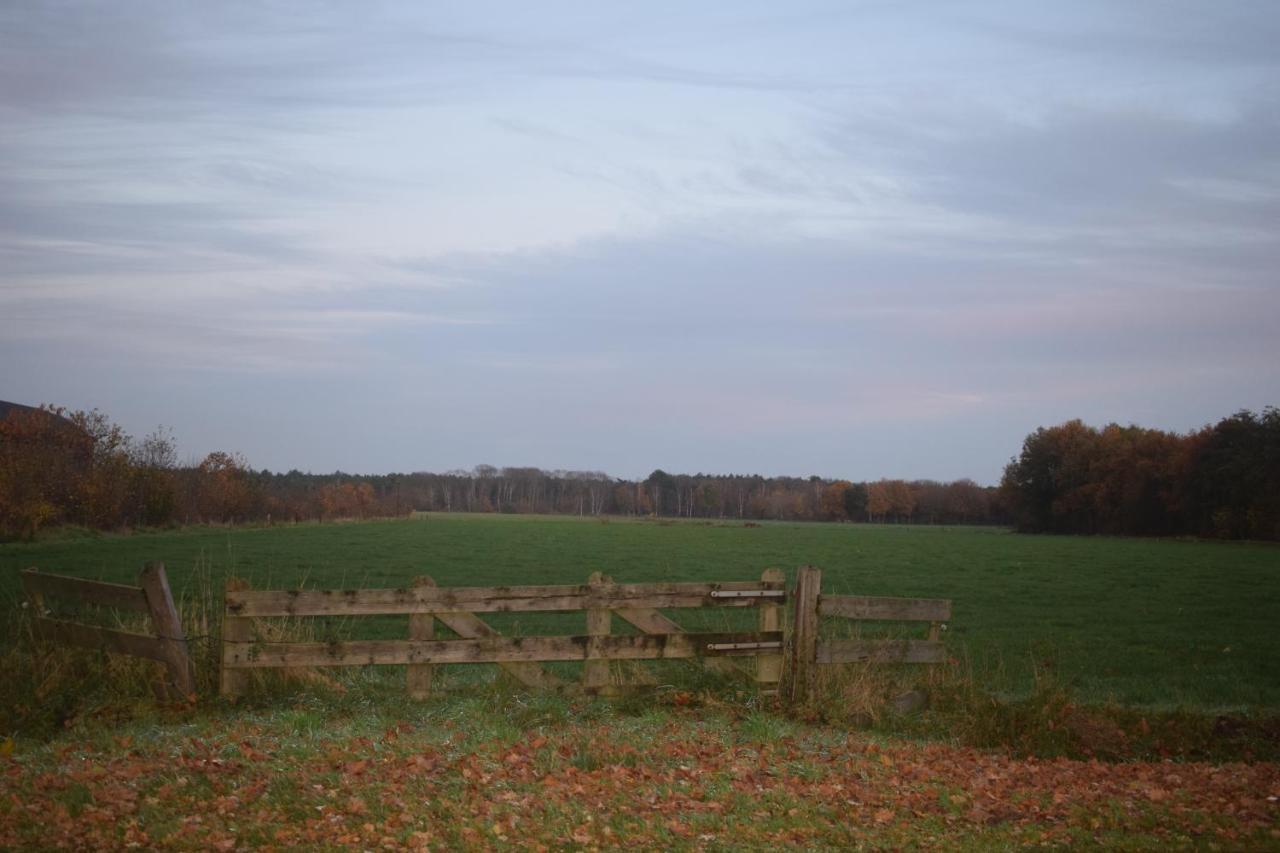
2, 1, 1278, 484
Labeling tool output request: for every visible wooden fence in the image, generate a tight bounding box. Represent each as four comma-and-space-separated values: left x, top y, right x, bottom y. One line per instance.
221, 569, 787, 698
787, 565, 951, 702
21, 563, 196, 699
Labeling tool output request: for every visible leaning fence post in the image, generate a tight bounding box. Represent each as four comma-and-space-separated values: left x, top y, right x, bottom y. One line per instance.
584, 571, 612, 694
220, 577, 252, 698
138, 562, 196, 700
408, 576, 435, 699
756, 567, 785, 692
786, 565, 822, 704
23, 566, 46, 615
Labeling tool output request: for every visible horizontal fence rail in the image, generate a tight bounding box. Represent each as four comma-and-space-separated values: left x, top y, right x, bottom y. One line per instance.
225, 581, 785, 618
816, 638, 946, 665
21, 572, 151, 614
21, 564, 196, 699
788, 566, 951, 702
221, 569, 788, 699
223, 631, 784, 669
818, 595, 951, 623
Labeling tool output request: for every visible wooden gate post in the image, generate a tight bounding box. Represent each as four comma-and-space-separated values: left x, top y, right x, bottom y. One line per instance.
220, 578, 253, 698
408, 576, 435, 699
138, 562, 196, 700
584, 571, 612, 694
786, 565, 822, 704
756, 568, 785, 691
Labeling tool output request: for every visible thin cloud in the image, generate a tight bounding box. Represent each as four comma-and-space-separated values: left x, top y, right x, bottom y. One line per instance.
1, 2, 1276, 482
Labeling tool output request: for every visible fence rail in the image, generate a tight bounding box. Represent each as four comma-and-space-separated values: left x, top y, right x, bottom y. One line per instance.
21, 564, 196, 699
787, 565, 951, 702
225, 580, 785, 617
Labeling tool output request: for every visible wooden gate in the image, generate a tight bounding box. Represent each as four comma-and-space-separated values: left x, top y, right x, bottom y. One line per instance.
220, 570, 787, 698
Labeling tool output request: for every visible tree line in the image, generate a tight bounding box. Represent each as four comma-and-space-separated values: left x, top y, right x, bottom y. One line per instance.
5, 401, 1273, 541
0, 403, 1005, 540
999, 408, 1279, 540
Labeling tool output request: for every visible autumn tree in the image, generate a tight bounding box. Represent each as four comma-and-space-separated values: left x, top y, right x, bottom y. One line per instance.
821, 480, 852, 520
0, 406, 90, 539
195, 452, 258, 523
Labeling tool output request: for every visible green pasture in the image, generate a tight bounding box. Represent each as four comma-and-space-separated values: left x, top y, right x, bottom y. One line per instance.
2, 514, 1277, 710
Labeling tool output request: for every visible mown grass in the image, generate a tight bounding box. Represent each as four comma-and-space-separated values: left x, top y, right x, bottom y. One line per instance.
3, 513, 1277, 709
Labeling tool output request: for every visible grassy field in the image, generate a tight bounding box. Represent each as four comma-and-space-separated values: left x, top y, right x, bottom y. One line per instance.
3, 515, 1280, 849
2, 513, 1278, 710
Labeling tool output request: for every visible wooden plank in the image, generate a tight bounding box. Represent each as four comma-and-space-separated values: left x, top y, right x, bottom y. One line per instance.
22, 566, 46, 615
432, 610, 566, 691
407, 577, 435, 699
225, 580, 779, 617
220, 578, 254, 698
816, 639, 946, 665
32, 617, 169, 662
756, 568, 785, 688
615, 606, 740, 676
221, 631, 784, 669
138, 562, 196, 699
614, 607, 683, 634
21, 570, 150, 614
818, 595, 951, 622
584, 572, 612, 693
787, 565, 822, 704
140, 563, 192, 688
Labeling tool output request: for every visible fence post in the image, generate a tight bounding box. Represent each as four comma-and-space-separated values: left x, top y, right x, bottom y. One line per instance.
756, 567, 785, 692
584, 571, 612, 694
786, 565, 822, 705
23, 566, 46, 615
408, 576, 435, 699
138, 562, 196, 700
220, 578, 252, 698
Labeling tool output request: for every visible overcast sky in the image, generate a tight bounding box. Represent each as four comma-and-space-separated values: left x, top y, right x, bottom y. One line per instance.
2, 1, 1277, 483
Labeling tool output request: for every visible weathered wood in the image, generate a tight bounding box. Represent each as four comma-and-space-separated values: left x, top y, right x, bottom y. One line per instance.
432, 610, 566, 691
756, 568, 785, 688
224, 580, 780, 618
21, 569, 150, 614
138, 562, 196, 699
32, 617, 169, 661
818, 595, 951, 622
787, 565, 822, 704
220, 578, 254, 698
615, 606, 740, 675
407, 577, 435, 699
614, 607, 683, 635
221, 631, 785, 669
584, 572, 612, 693
22, 567, 46, 615
816, 639, 946, 665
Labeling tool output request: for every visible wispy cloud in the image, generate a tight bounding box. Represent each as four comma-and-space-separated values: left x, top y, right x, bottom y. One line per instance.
2, 1, 1276, 480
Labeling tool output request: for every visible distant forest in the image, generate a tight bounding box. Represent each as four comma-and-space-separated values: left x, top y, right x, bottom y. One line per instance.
0, 401, 1275, 541
1000, 408, 1279, 541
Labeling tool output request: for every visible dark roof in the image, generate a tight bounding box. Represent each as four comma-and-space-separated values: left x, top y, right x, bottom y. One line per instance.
0, 400, 45, 421
0, 400, 80, 432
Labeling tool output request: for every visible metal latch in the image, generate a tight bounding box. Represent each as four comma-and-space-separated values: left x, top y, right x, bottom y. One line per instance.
709, 590, 785, 599
706, 641, 783, 651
